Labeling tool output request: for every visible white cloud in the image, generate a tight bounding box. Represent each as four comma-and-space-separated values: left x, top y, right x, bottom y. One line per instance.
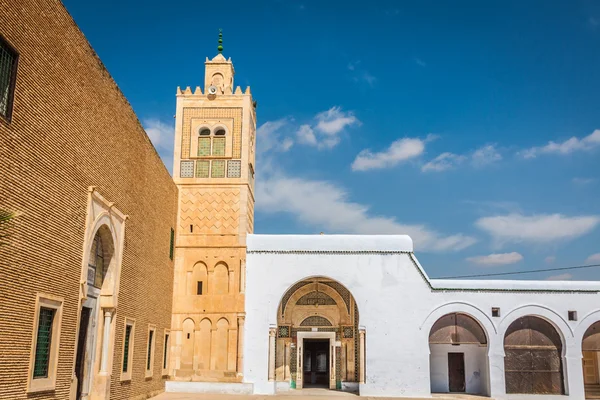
352, 137, 428, 171
348, 61, 377, 87
466, 252, 523, 266
414, 57, 427, 67
471, 144, 502, 166
315, 106, 359, 136
545, 256, 556, 264
521, 129, 600, 158
573, 177, 596, 185
475, 213, 600, 245
422, 152, 467, 172
423, 144, 502, 173
256, 173, 477, 252
585, 253, 600, 264
143, 118, 174, 175
546, 273, 573, 281
256, 118, 294, 155
296, 124, 317, 146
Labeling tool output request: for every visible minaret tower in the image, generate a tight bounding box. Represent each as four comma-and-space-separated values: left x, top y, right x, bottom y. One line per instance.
171, 31, 256, 381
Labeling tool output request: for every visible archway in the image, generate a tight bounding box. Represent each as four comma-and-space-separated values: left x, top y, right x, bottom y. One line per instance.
428, 313, 489, 396
582, 321, 600, 397
504, 316, 564, 394
274, 277, 360, 392
75, 224, 115, 400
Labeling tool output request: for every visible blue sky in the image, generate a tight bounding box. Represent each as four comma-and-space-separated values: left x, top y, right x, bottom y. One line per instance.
63, 0, 600, 280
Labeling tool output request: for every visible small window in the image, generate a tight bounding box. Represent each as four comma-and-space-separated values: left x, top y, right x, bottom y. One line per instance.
180, 160, 194, 178
0, 35, 19, 121
569, 311, 577, 321
169, 228, 174, 260
197, 281, 203, 295
120, 318, 135, 381
28, 295, 63, 393
146, 325, 156, 377
162, 330, 170, 375
492, 307, 500, 317
33, 308, 56, 378
199, 128, 210, 135
214, 128, 226, 136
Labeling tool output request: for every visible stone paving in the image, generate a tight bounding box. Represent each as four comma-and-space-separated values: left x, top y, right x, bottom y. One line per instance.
151, 388, 491, 400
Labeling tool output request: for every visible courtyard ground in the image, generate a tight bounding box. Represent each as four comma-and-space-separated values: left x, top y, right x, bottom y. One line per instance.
151, 389, 491, 400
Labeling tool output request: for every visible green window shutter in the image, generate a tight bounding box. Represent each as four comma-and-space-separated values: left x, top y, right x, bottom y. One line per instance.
198, 137, 211, 156
195, 160, 209, 178
147, 330, 154, 370
33, 307, 55, 378
122, 325, 132, 372
169, 228, 174, 260
212, 137, 226, 156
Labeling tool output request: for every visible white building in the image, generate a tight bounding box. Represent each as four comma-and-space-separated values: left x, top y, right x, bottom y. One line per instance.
240, 234, 600, 399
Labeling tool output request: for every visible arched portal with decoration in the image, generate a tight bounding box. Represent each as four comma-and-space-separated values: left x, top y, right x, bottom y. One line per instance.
273, 277, 361, 392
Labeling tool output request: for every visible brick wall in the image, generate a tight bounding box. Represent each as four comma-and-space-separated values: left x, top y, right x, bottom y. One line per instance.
0, 1, 177, 399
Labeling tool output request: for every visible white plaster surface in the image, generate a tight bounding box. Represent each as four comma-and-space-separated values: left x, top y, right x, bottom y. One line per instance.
243, 234, 600, 399
165, 381, 254, 394
429, 344, 488, 395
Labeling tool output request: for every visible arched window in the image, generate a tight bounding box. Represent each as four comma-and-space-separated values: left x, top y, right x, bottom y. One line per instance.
504, 316, 564, 394
88, 232, 106, 288
196, 127, 226, 157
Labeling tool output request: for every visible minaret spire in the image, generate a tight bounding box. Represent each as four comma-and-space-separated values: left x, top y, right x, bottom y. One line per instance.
217, 29, 223, 54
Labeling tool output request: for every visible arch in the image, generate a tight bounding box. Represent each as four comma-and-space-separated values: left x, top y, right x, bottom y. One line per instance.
181, 318, 195, 370
498, 304, 572, 342
211, 318, 229, 371
274, 276, 360, 388
196, 318, 212, 370
213, 126, 227, 136
211, 262, 229, 295
300, 316, 332, 327
190, 262, 208, 295
580, 317, 600, 391
504, 315, 564, 394
574, 309, 600, 351
428, 312, 489, 396
198, 127, 211, 136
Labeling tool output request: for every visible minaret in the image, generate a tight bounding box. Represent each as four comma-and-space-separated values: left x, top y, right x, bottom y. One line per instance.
170, 31, 256, 380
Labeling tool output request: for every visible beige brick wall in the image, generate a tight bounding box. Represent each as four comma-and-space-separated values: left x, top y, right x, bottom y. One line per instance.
0, 1, 177, 399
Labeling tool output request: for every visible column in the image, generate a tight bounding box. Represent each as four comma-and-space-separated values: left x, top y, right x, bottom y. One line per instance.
237, 314, 245, 373
100, 309, 113, 373
268, 327, 276, 381
359, 329, 366, 384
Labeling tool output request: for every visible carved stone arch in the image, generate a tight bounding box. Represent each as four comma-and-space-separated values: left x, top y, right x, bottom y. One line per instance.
211, 262, 229, 295
190, 261, 208, 295
211, 318, 230, 371
197, 318, 212, 370
282, 282, 349, 323
181, 318, 195, 370
300, 316, 333, 327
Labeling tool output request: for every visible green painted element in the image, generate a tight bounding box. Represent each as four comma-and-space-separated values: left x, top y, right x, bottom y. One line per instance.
217, 29, 223, 53
336, 380, 342, 390
290, 379, 296, 389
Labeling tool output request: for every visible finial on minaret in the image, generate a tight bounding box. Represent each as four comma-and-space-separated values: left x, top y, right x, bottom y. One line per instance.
217, 29, 223, 54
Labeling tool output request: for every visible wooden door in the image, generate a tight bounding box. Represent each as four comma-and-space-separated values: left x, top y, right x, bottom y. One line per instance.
583, 351, 599, 385
448, 352, 466, 392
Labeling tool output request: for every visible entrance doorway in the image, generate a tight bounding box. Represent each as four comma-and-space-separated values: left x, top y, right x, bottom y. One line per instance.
303, 339, 329, 388
448, 353, 466, 392
75, 307, 92, 400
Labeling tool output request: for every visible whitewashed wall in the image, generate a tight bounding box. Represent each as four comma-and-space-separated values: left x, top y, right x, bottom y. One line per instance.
429, 344, 488, 395
244, 234, 600, 399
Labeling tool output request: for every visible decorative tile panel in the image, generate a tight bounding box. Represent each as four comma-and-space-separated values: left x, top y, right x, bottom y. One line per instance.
179, 188, 240, 234
182, 108, 243, 159
278, 325, 290, 338
300, 316, 332, 327
198, 137, 210, 156
343, 326, 354, 338
195, 160, 209, 178
211, 160, 225, 178
180, 160, 194, 178
227, 160, 241, 178
212, 137, 226, 156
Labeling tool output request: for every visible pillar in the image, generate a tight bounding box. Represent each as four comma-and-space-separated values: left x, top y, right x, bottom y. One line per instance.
237, 314, 245, 373
359, 329, 366, 384
268, 327, 276, 381
99, 309, 113, 373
